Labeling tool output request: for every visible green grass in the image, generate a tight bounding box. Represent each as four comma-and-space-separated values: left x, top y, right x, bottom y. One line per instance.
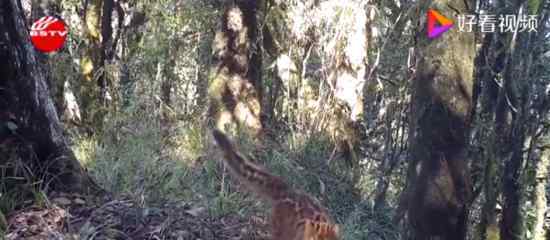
70, 108, 401, 239
0, 146, 51, 237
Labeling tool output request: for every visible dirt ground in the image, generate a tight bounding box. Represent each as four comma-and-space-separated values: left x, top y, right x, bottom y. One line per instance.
5, 192, 270, 240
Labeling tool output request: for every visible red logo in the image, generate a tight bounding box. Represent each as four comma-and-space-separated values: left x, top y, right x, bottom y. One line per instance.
30, 16, 68, 53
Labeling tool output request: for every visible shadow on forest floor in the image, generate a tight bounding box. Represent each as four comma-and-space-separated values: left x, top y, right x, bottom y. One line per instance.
5, 191, 270, 240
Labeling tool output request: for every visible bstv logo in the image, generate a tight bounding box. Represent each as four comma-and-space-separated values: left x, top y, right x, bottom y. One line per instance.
30, 16, 68, 53
427, 9, 453, 39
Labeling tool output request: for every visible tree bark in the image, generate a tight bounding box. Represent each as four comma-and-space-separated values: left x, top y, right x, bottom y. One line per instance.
497, 2, 549, 238
208, 1, 264, 136
0, 0, 100, 193
80, 0, 104, 131
477, 29, 506, 240
195, 32, 212, 118
99, 0, 114, 105
532, 143, 549, 240
498, 4, 528, 239
406, 1, 475, 239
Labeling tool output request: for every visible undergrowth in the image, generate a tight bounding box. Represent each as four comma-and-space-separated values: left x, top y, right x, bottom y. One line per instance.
69, 108, 400, 239
0, 142, 50, 237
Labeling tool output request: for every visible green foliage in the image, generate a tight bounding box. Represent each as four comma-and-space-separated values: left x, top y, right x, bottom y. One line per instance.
528, 0, 542, 14
3, 0, 548, 238
77, 111, 205, 203
343, 202, 400, 240
74, 104, 400, 237
0, 146, 49, 223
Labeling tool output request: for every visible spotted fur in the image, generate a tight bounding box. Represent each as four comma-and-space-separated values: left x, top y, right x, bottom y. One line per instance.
212, 129, 340, 240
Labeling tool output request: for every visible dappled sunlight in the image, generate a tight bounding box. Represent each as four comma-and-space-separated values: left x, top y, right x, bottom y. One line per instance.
72, 136, 98, 168
2, 0, 548, 239
171, 122, 208, 168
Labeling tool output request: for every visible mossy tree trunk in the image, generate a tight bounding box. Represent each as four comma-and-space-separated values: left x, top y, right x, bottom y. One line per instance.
476, 21, 507, 240
0, 0, 100, 193
99, 0, 113, 105
532, 142, 549, 240
324, 3, 370, 186
208, 0, 264, 136
406, 0, 475, 239
195, 32, 213, 118
475, 1, 549, 239
497, 2, 542, 238
80, 0, 112, 132
81, 0, 101, 122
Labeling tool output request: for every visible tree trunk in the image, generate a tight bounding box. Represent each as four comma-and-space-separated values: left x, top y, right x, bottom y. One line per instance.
195, 32, 213, 118
239, 1, 262, 101
99, 0, 114, 105
406, 1, 475, 239
532, 143, 549, 240
497, 2, 549, 237
208, 1, 264, 136
477, 28, 507, 240
0, 0, 100, 193
498, 4, 529, 239
80, 0, 104, 131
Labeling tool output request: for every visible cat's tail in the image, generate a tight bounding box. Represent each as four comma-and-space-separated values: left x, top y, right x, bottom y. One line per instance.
212, 129, 292, 202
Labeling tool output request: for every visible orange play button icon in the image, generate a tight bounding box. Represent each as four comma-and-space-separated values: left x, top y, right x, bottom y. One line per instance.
427, 9, 454, 39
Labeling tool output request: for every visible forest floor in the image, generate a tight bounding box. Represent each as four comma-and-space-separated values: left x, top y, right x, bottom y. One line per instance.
5, 191, 270, 240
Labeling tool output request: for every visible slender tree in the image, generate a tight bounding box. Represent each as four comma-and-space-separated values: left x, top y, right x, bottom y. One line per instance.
80, 0, 113, 131
99, 0, 114, 104
532, 141, 550, 240
497, 2, 549, 238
